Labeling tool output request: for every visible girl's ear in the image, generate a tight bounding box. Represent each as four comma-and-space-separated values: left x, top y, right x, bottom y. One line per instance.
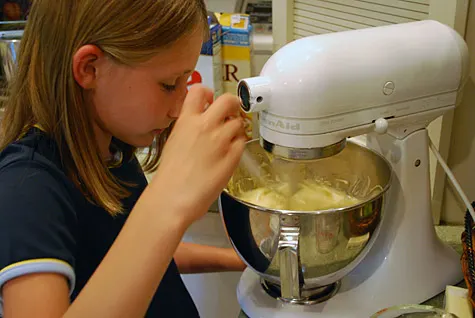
72, 44, 105, 89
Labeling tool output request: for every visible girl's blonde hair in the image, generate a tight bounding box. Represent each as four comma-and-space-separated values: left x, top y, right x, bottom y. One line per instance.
0, 0, 208, 215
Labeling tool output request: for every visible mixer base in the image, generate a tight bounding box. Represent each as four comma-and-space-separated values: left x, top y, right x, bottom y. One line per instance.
238, 266, 461, 318
261, 279, 340, 305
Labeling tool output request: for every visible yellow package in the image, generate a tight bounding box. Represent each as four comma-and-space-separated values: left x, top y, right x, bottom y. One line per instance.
216, 13, 254, 140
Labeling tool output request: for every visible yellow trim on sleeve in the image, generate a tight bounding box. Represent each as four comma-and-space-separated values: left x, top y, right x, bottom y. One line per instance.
33, 123, 45, 131
16, 123, 45, 141
0, 258, 73, 275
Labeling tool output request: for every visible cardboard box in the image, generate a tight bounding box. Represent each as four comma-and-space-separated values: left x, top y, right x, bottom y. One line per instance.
216, 13, 252, 94
216, 13, 255, 140
187, 15, 223, 100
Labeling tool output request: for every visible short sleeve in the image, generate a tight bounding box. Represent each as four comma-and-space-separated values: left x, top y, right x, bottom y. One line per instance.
0, 160, 77, 313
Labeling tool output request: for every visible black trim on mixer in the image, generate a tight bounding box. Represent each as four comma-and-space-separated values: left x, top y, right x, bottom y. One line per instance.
464, 203, 475, 290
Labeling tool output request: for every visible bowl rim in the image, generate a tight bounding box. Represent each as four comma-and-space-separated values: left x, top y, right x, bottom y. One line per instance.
221, 139, 393, 216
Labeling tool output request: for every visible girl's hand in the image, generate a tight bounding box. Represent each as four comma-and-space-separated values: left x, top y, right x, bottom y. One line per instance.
150, 84, 246, 226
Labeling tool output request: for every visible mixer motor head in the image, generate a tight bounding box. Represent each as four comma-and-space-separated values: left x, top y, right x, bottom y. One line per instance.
238, 20, 469, 161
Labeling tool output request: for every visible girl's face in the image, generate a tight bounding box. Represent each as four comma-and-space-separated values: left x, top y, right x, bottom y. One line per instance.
86, 27, 204, 149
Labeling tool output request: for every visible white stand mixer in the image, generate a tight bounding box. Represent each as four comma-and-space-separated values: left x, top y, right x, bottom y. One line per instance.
234, 20, 470, 317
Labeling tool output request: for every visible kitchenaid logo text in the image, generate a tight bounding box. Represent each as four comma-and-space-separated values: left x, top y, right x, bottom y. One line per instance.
262, 117, 301, 131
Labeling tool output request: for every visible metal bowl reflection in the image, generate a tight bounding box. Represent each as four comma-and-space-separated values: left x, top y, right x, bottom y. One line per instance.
371, 304, 458, 317
219, 139, 392, 303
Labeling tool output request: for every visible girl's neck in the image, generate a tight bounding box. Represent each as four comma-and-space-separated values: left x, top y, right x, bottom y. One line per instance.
92, 122, 113, 161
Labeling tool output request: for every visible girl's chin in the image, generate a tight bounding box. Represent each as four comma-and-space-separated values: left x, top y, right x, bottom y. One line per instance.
127, 134, 156, 148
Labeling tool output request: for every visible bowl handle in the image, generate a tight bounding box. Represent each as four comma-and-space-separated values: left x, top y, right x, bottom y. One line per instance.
278, 215, 302, 300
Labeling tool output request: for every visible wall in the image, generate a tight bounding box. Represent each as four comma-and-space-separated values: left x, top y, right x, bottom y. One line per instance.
443, 1, 475, 224
205, 0, 238, 12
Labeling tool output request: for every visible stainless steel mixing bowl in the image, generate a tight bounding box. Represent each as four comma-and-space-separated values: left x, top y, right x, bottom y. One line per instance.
219, 139, 392, 304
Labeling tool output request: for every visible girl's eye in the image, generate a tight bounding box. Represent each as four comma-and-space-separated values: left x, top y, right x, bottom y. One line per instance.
161, 83, 177, 92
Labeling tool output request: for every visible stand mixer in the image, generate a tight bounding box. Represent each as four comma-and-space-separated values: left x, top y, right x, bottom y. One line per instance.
218, 20, 470, 317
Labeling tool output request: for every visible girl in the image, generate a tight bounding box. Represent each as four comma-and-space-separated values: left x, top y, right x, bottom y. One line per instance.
0, 0, 246, 317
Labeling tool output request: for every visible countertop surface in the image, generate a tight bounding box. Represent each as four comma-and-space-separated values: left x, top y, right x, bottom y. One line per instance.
237, 225, 466, 317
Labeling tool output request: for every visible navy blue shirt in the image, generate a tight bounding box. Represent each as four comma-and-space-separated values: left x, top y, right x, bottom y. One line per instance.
0, 127, 199, 317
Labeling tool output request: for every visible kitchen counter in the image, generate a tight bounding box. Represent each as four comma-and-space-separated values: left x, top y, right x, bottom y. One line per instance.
238, 225, 465, 318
